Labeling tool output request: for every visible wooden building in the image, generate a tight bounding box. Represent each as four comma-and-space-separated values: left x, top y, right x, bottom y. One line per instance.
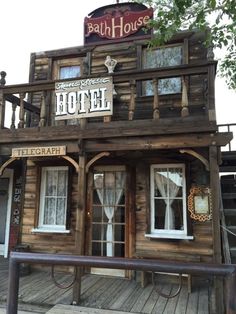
0, 2, 233, 312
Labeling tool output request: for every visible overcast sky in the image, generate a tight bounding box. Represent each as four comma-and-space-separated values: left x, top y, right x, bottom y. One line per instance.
0, 0, 235, 125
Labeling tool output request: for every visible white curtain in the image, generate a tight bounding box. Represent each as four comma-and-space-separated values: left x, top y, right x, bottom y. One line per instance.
44, 169, 67, 226
154, 170, 182, 229
94, 172, 125, 256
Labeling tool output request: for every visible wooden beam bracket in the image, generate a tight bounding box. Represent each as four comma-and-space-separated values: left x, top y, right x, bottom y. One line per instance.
0, 157, 19, 176
86, 152, 110, 173
180, 149, 209, 171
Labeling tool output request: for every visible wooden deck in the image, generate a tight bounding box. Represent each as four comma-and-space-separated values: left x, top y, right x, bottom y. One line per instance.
0, 257, 211, 314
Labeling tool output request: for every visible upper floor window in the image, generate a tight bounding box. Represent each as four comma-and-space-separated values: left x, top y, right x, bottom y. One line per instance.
53, 57, 83, 125
59, 65, 81, 79
147, 164, 192, 239
142, 45, 183, 95
38, 166, 69, 232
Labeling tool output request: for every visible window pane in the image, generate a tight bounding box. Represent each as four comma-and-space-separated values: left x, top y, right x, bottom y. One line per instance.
92, 206, 102, 222
152, 165, 185, 232
115, 243, 124, 257
43, 198, 56, 224
56, 198, 66, 225
114, 207, 125, 223
105, 172, 115, 188
172, 199, 184, 230
60, 65, 80, 79
143, 46, 182, 96
143, 78, 181, 96
92, 224, 102, 241
45, 171, 57, 196
154, 199, 166, 229
114, 224, 125, 242
58, 171, 67, 196
143, 46, 182, 69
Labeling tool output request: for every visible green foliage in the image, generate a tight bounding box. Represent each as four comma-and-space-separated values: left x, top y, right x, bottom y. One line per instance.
134, 0, 236, 90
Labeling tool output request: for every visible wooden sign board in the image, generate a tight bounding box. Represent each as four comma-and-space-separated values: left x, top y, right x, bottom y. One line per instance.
55, 77, 113, 120
11, 146, 66, 158
84, 3, 153, 45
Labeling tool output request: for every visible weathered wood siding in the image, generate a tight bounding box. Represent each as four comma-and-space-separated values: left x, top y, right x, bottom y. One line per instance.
134, 153, 213, 264
21, 159, 76, 254
28, 31, 209, 124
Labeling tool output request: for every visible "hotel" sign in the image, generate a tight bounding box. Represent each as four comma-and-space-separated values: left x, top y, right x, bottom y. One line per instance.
55, 77, 113, 120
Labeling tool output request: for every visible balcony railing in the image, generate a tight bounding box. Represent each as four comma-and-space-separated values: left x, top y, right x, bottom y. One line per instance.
0, 61, 216, 130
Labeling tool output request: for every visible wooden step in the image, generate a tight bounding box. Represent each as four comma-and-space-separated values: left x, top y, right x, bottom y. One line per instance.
228, 226, 236, 233
222, 193, 236, 199
230, 247, 236, 257
46, 304, 130, 314
224, 208, 236, 216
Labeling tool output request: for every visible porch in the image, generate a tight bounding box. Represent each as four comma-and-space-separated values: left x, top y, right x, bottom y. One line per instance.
0, 256, 212, 314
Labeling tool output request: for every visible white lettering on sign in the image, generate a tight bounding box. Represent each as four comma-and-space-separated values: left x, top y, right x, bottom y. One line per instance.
55, 77, 113, 120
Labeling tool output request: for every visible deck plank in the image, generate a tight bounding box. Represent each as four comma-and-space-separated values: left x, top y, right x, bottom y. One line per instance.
186, 287, 199, 314
0, 257, 211, 314
151, 283, 172, 314
174, 285, 188, 314
109, 280, 137, 310
130, 283, 154, 313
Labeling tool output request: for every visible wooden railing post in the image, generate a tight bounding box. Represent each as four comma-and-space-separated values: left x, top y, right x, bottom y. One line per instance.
10, 102, 17, 129
181, 76, 189, 117
153, 78, 160, 119
18, 93, 25, 128
129, 80, 136, 121
39, 91, 46, 127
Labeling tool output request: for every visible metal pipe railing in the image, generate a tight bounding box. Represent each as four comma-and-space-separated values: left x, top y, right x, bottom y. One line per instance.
7, 251, 236, 314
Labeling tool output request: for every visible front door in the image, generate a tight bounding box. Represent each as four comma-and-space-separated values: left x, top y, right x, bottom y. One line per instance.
0, 169, 13, 257
90, 166, 127, 276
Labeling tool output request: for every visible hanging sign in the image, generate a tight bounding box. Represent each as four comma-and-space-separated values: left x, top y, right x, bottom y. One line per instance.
55, 77, 113, 120
84, 3, 153, 45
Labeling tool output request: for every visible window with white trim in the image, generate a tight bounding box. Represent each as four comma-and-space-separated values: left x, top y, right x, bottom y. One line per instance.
38, 166, 68, 232
142, 45, 183, 95
148, 164, 189, 239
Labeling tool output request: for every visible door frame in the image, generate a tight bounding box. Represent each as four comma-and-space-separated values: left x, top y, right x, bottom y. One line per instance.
87, 165, 130, 277
0, 168, 14, 258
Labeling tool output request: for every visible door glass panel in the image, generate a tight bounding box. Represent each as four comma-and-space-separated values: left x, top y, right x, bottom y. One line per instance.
92, 169, 126, 258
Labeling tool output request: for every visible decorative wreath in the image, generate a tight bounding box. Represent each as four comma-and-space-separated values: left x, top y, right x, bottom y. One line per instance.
188, 186, 212, 222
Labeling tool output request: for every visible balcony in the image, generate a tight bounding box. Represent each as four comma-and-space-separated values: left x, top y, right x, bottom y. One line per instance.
0, 61, 219, 154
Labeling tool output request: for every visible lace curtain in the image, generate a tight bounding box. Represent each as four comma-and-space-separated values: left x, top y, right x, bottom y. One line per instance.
43, 169, 67, 226
94, 172, 126, 256
154, 169, 182, 229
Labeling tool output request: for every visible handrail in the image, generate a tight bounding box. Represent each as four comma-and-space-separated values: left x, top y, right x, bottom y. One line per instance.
218, 124, 236, 152
1, 61, 215, 95
7, 251, 236, 314
0, 61, 216, 129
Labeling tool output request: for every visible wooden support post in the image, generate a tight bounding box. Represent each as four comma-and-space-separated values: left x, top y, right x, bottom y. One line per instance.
73, 118, 87, 304
209, 145, 224, 314
18, 93, 25, 128
208, 64, 216, 122
181, 76, 189, 117
129, 80, 136, 121
39, 91, 46, 127
152, 78, 160, 119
